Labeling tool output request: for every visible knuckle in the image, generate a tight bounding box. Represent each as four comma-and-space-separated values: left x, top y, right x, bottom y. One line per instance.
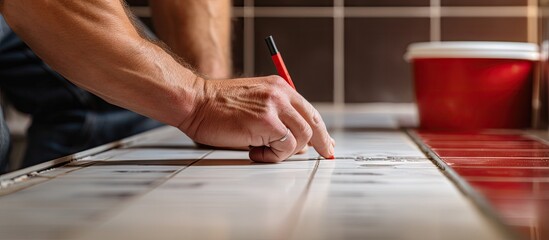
310, 109, 323, 128
267, 75, 286, 86
267, 75, 293, 91
257, 87, 284, 106
270, 92, 285, 105
299, 97, 322, 129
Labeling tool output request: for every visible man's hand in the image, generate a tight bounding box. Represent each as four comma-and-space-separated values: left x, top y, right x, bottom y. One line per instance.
1, 0, 334, 162
180, 76, 335, 163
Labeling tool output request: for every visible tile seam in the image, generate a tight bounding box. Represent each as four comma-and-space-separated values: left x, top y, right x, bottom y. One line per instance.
130, 6, 533, 18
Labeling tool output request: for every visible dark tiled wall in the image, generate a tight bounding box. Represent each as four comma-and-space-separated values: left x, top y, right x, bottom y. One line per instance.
539, 0, 549, 128
128, 0, 533, 104
345, 1, 429, 6
255, 0, 332, 7
441, 18, 528, 42
441, 0, 527, 6
254, 18, 334, 102
345, 18, 430, 103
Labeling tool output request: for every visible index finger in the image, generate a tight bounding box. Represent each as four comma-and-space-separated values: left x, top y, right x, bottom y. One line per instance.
290, 93, 334, 159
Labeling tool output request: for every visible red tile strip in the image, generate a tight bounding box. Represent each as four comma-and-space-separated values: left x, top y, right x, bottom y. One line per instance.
412, 130, 549, 240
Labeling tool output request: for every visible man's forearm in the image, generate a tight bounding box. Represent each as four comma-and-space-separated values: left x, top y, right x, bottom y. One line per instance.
0, 0, 336, 163
150, 0, 232, 79
0, 0, 202, 127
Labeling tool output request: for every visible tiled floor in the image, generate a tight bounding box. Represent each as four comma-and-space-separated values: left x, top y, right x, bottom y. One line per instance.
0, 127, 505, 240
413, 131, 549, 240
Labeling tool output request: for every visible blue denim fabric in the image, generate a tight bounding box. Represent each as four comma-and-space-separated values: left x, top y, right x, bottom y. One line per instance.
0, 16, 10, 172
0, 109, 10, 172
0, 15, 164, 172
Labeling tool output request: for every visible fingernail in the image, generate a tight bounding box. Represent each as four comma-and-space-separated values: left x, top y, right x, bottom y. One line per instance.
329, 144, 335, 159
328, 155, 335, 160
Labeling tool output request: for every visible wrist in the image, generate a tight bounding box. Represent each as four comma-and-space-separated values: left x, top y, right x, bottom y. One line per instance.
177, 75, 208, 137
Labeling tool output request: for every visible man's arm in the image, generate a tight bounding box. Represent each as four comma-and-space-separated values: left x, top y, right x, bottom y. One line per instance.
0, 0, 334, 162
1, 0, 199, 127
150, 0, 232, 79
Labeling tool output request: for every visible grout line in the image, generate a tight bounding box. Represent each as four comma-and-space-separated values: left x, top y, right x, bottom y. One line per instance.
243, 1, 255, 76
160, 151, 214, 179
243, 7, 532, 18
529, 1, 540, 128
130, 6, 534, 18
441, 6, 531, 17
253, 7, 333, 17
333, 0, 345, 110
284, 159, 321, 239
430, 0, 441, 41
63, 150, 215, 238
527, 0, 539, 43
345, 7, 431, 17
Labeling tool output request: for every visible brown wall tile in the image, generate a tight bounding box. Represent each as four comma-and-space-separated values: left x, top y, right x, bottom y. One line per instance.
254, 0, 332, 7
345, 18, 430, 103
254, 18, 334, 102
441, 17, 528, 42
441, 0, 527, 6
345, 0, 429, 7
234, 0, 244, 6
126, 2, 534, 104
232, 18, 245, 77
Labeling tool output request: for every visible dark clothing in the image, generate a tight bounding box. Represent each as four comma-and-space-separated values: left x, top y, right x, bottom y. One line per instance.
0, 15, 163, 172
0, 109, 9, 172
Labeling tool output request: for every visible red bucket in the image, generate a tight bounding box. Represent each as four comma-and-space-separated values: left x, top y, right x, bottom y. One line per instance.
405, 42, 539, 130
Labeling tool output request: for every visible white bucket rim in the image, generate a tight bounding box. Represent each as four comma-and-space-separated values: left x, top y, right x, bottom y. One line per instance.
405, 41, 539, 61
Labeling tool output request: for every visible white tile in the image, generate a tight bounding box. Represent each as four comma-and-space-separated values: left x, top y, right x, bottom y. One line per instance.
202, 150, 250, 159
0, 177, 158, 206
126, 126, 195, 148
0, 126, 509, 240
101, 149, 210, 161
73, 204, 295, 240
174, 168, 314, 179
61, 165, 183, 179
190, 158, 318, 169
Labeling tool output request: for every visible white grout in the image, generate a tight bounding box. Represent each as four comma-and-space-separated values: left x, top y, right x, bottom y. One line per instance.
243, 0, 255, 77
334, 0, 345, 107
332, 0, 345, 128
346, 7, 431, 17
239, 6, 534, 18
529, 0, 540, 128
441, 6, 531, 17
527, 1, 539, 43
130, 6, 536, 18
252, 7, 333, 17
430, 0, 441, 41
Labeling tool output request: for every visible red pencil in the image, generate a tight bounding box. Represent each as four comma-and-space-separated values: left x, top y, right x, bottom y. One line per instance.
265, 35, 335, 160
265, 35, 296, 90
